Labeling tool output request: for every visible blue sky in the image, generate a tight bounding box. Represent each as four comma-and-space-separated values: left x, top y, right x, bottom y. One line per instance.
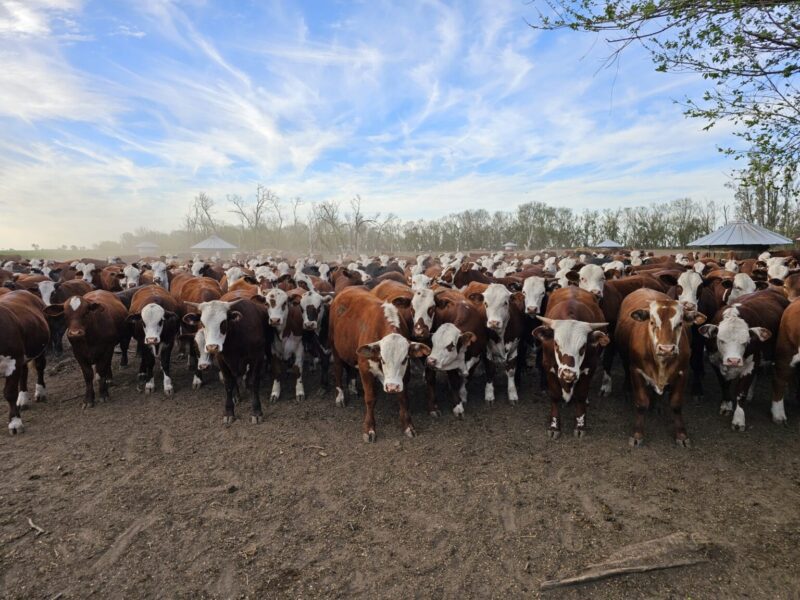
0, 0, 737, 248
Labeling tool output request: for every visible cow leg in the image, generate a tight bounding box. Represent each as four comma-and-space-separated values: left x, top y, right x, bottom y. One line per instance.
484, 356, 496, 405
731, 375, 752, 432
771, 356, 791, 425
97, 351, 114, 402
669, 384, 690, 447
713, 367, 734, 416
547, 393, 561, 439
397, 388, 415, 438
220, 362, 236, 425
77, 358, 95, 408
535, 343, 546, 391
5, 369, 23, 434
506, 362, 519, 405
360, 368, 378, 443
294, 344, 305, 401
161, 343, 174, 397
319, 345, 330, 390
137, 341, 149, 387
424, 367, 441, 417
447, 369, 466, 418
269, 354, 282, 403
629, 374, 650, 447
34, 353, 47, 402
141, 348, 156, 394
16, 361, 31, 409
250, 357, 264, 424
332, 351, 346, 407
119, 333, 130, 368
600, 339, 615, 397
689, 326, 705, 401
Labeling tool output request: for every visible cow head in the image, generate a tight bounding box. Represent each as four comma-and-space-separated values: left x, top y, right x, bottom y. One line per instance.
43, 296, 103, 338
77, 263, 98, 285
122, 265, 141, 289
182, 300, 242, 354
426, 324, 475, 372
127, 303, 178, 352
723, 273, 765, 304
225, 266, 245, 286
357, 332, 430, 393
675, 270, 704, 311
37, 280, 57, 306
577, 264, 605, 298
630, 300, 706, 358
264, 288, 290, 330
522, 275, 547, 316
410, 273, 432, 291
410, 288, 435, 339
533, 317, 609, 399
470, 283, 515, 332
724, 259, 739, 273
151, 261, 169, 290
194, 328, 213, 370
299, 290, 332, 331
699, 307, 770, 370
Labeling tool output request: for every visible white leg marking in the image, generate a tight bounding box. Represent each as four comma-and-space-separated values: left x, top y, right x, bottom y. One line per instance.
295, 379, 305, 401
507, 369, 518, 404
335, 386, 345, 407
163, 374, 173, 396
732, 405, 746, 431
271, 380, 281, 402
145, 377, 155, 394
453, 402, 465, 417
8, 417, 24, 434
484, 382, 495, 404
35, 383, 46, 401
771, 399, 787, 425
192, 374, 202, 390
16, 391, 31, 408
576, 414, 586, 428
600, 371, 612, 396
720, 400, 733, 415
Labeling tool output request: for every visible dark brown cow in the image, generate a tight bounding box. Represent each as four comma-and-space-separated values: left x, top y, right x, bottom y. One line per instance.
700, 289, 788, 431
127, 286, 181, 396
331, 267, 366, 292
44, 291, 130, 408
533, 287, 609, 438
174, 276, 222, 389
616, 289, 706, 446
0, 291, 50, 433
329, 287, 430, 442
770, 300, 800, 424
183, 294, 271, 424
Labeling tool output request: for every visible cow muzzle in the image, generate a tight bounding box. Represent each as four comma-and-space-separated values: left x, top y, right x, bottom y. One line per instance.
384, 382, 402, 393
591, 289, 603, 298
525, 306, 538, 315
145, 337, 160, 345
413, 323, 429, 339
558, 368, 577, 383
487, 319, 502, 330
426, 356, 438, 368
67, 328, 86, 338
269, 318, 282, 327
303, 321, 317, 331
681, 301, 696, 311
656, 344, 677, 356
724, 356, 743, 367
205, 344, 220, 355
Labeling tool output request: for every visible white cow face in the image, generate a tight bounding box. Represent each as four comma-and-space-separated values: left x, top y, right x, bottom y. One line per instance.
726, 273, 757, 304
255, 266, 276, 284
411, 274, 432, 291
79, 263, 96, 284
426, 324, 475, 371
522, 276, 547, 316
318, 263, 331, 281
265, 288, 289, 330
185, 300, 242, 354
724, 260, 739, 273
151, 261, 169, 290
191, 261, 205, 277
294, 271, 316, 292
225, 267, 244, 286
37, 281, 56, 306
768, 263, 789, 283
123, 265, 140, 288
411, 288, 436, 338
481, 283, 512, 332
578, 264, 605, 298
138, 303, 177, 347
299, 290, 331, 331
693, 261, 705, 274
194, 329, 213, 370
700, 307, 770, 369
676, 270, 704, 311
357, 332, 430, 393
558, 257, 576, 271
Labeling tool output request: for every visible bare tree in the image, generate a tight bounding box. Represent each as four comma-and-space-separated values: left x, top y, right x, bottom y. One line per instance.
184, 192, 218, 239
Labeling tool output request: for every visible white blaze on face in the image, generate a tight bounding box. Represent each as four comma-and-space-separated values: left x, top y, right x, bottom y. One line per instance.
194, 329, 212, 369
768, 263, 789, 282
411, 274, 432, 291
428, 324, 468, 371
265, 288, 289, 331
80, 263, 95, 283
198, 301, 235, 351
151, 261, 169, 289
724, 260, 739, 273
69, 296, 82, 311
758, 251, 771, 262
728, 273, 756, 304
379, 255, 389, 267
558, 257, 576, 271
677, 270, 703, 310
371, 333, 411, 390
411, 288, 435, 332
578, 264, 605, 297
693, 261, 705, 274
549, 319, 595, 383
555, 267, 572, 289
603, 260, 624, 274
123, 265, 140, 288
225, 267, 244, 286
141, 303, 166, 344
522, 276, 546, 315
299, 290, 327, 330
318, 263, 331, 281
294, 271, 316, 291
191, 261, 205, 277
255, 266, 276, 284
37, 281, 56, 306
714, 308, 752, 366
483, 284, 511, 331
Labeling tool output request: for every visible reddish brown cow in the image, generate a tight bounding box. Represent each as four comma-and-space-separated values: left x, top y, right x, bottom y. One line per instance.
174, 276, 222, 389
47, 279, 94, 354
44, 291, 130, 408
127, 286, 181, 396
616, 289, 706, 446
99, 266, 126, 292
533, 287, 609, 438
770, 300, 800, 424
0, 291, 50, 433
329, 287, 430, 442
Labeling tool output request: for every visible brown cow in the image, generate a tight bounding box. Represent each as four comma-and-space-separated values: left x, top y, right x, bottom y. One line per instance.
770, 300, 800, 424
533, 287, 609, 438
329, 287, 430, 442
174, 276, 222, 388
0, 291, 50, 433
44, 291, 130, 408
616, 289, 706, 446
127, 286, 181, 396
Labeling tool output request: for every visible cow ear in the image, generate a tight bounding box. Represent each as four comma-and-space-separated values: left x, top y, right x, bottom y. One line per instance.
434, 295, 451, 309
116, 272, 126, 280
126, 314, 142, 324
228, 310, 243, 323
243, 275, 258, 284
44, 305, 64, 318
683, 311, 707, 325
658, 273, 678, 287
565, 271, 579, 283
532, 326, 553, 342
321, 293, 334, 304
163, 311, 178, 322
698, 324, 717, 339
408, 342, 431, 358
769, 278, 784, 286
290, 295, 302, 306
630, 309, 650, 322
297, 280, 310, 291
590, 331, 610, 347
545, 278, 559, 291
467, 292, 484, 304
392, 297, 411, 309
720, 279, 733, 289
182, 313, 201, 326
88, 302, 104, 312
510, 291, 525, 305
458, 331, 477, 348
357, 342, 381, 360
250, 294, 266, 305
749, 327, 771, 342
755, 280, 769, 290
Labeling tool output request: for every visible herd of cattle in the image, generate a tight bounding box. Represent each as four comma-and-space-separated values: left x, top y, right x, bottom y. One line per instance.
1, 248, 800, 445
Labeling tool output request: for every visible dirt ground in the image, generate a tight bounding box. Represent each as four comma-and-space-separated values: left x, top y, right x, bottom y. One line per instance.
2, 345, 800, 600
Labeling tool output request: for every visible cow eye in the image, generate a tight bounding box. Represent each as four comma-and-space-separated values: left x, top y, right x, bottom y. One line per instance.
158, 319, 163, 326
446, 343, 455, 351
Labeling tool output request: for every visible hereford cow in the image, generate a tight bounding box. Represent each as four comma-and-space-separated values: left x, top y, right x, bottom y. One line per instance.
329, 287, 430, 442
616, 289, 706, 446
44, 291, 130, 407
262, 288, 305, 402
533, 287, 609, 438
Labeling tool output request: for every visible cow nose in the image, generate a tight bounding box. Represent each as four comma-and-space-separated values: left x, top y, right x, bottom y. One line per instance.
682, 302, 696, 311
657, 344, 677, 356
303, 321, 317, 331
385, 383, 402, 393
426, 357, 437, 368
725, 357, 743, 367
526, 306, 538, 315
487, 320, 501, 329
560, 369, 576, 383
591, 289, 603, 298
269, 318, 281, 327
206, 344, 220, 354
68, 328, 85, 338
145, 337, 159, 345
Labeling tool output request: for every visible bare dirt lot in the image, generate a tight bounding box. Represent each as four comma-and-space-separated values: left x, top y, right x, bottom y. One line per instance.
2, 348, 800, 599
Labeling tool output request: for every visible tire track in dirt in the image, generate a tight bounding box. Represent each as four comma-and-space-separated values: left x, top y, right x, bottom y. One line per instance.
92, 513, 157, 573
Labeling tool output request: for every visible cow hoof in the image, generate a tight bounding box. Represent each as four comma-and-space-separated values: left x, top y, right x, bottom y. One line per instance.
335, 398, 345, 408
485, 399, 495, 407
223, 416, 234, 425
296, 393, 305, 402
452, 405, 465, 418
675, 437, 691, 448
250, 415, 263, 424
574, 428, 586, 438
508, 398, 518, 406
629, 436, 644, 448
547, 429, 561, 440
8, 417, 24, 434
145, 383, 154, 395
82, 401, 94, 410
164, 386, 174, 397
404, 426, 416, 438
270, 395, 279, 404
16, 392, 31, 409
99, 395, 109, 403
731, 423, 746, 432
192, 376, 202, 390
363, 430, 377, 443
773, 417, 788, 426
429, 409, 441, 418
